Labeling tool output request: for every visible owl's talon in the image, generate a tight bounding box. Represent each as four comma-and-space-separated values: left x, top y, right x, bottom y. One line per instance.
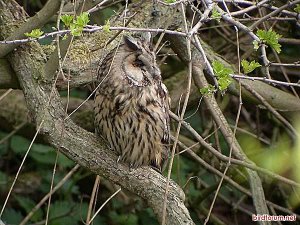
152, 167, 162, 174
129, 164, 134, 172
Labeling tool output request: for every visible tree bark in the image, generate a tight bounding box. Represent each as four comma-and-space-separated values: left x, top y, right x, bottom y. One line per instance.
166, 33, 271, 224
1, 2, 300, 112
0, 1, 195, 224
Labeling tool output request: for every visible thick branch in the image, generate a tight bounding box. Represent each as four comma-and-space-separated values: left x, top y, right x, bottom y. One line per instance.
2, 91, 300, 189
0, 1, 194, 224
1, 38, 299, 112
0, 0, 61, 57
11, 46, 193, 225
166, 34, 271, 223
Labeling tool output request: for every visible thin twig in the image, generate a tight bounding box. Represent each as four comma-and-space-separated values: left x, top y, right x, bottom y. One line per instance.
0, 89, 13, 102
241, 82, 297, 136
87, 188, 122, 224
250, 0, 300, 29
204, 6, 242, 222
162, 2, 192, 225
170, 111, 300, 188
0, 26, 187, 45
20, 165, 80, 225
0, 121, 27, 145
86, 175, 101, 224
231, 74, 300, 88
0, 120, 45, 217
45, 152, 59, 225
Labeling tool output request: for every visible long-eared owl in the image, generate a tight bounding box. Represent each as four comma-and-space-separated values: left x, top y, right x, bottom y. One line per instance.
94, 34, 170, 172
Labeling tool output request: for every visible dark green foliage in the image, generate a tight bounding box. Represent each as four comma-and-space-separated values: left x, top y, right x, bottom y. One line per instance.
15, 196, 43, 222
3, 0, 300, 224
1, 208, 23, 224
0, 129, 162, 224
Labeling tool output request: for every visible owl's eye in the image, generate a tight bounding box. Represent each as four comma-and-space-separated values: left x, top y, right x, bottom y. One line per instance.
133, 59, 145, 67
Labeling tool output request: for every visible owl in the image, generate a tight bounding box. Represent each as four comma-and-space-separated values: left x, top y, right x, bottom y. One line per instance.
94, 34, 170, 172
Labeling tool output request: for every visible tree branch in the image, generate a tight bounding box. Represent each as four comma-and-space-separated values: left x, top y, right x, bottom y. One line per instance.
1, 91, 300, 189
1, 2, 300, 112
0, 0, 61, 57
0, 1, 194, 224
166, 33, 271, 223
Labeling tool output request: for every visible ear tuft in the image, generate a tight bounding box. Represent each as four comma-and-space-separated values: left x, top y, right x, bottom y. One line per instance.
123, 35, 140, 51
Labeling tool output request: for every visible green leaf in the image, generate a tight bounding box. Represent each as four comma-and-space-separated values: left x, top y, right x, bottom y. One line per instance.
256, 29, 282, 53
47, 201, 92, 225
50, 201, 72, 218
70, 23, 83, 36
61, 14, 74, 27
1, 208, 23, 224
49, 201, 77, 225
66, 12, 89, 36
103, 20, 111, 33
109, 211, 138, 225
57, 154, 74, 168
241, 59, 261, 74
211, 8, 221, 22
75, 12, 90, 27
212, 61, 233, 78
24, 29, 44, 38
212, 61, 233, 91
32, 143, 54, 153
200, 84, 215, 95
30, 143, 55, 164
294, 4, 300, 13
30, 152, 55, 164
11, 135, 30, 154
164, 0, 176, 3
31, 144, 72, 168
15, 196, 43, 222
218, 76, 232, 91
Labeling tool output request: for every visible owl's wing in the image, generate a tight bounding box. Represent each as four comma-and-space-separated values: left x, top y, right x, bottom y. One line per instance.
159, 82, 171, 172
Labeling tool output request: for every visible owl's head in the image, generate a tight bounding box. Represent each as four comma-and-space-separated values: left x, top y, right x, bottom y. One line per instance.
119, 34, 161, 86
